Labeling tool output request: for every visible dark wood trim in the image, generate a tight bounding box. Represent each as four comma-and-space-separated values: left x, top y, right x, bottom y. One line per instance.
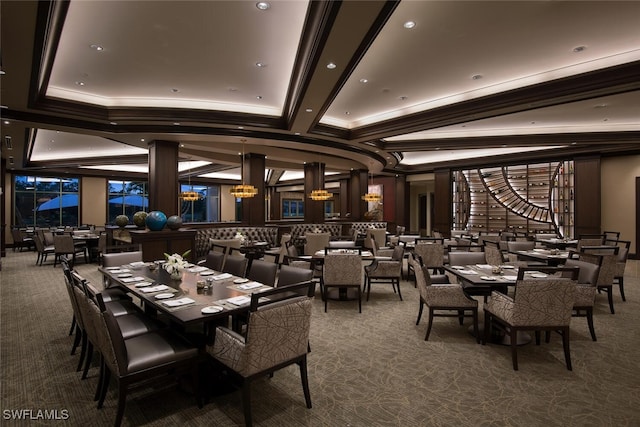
242, 153, 266, 226
433, 169, 453, 237
148, 140, 179, 216
636, 176, 640, 259
574, 156, 601, 237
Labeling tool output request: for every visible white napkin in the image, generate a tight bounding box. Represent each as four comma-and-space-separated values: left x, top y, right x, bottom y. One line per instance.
212, 273, 233, 281
121, 276, 146, 283
162, 297, 195, 307
140, 284, 170, 293
238, 281, 263, 290
226, 295, 251, 306
503, 275, 518, 281
476, 264, 493, 269
109, 268, 130, 274
188, 266, 208, 273
129, 261, 146, 267
458, 269, 478, 275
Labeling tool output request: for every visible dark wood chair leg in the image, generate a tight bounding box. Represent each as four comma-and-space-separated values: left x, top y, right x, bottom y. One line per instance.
617, 277, 626, 301
425, 310, 434, 341
82, 341, 93, 379
76, 331, 87, 371
482, 312, 491, 345
416, 300, 424, 325
586, 308, 597, 341
605, 287, 615, 314
299, 356, 312, 409
242, 381, 253, 427
562, 327, 572, 371
510, 329, 519, 371
472, 309, 479, 344
357, 286, 362, 313
115, 382, 127, 427
396, 279, 402, 301
97, 368, 110, 409
69, 315, 77, 336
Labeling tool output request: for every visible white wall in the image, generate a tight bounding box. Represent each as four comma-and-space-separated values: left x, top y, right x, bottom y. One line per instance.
601, 155, 639, 254
81, 177, 107, 226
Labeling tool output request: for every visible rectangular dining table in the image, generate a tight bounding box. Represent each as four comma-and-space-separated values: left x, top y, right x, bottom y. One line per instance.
510, 248, 570, 266
443, 263, 519, 297
99, 262, 273, 327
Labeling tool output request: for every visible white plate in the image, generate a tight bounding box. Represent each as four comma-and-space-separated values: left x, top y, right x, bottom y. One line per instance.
154, 293, 174, 299
201, 306, 224, 314
531, 273, 547, 278
199, 271, 215, 276
451, 266, 465, 270
233, 278, 249, 284
134, 281, 153, 288
501, 265, 515, 269
480, 276, 497, 281
117, 273, 132, 278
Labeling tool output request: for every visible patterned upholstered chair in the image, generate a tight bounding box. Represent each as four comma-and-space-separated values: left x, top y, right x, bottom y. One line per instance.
484, 240, 505, 266
610, 240, 631, 301
409, 255, 478, 342
364, 228, 389, 251
304, 232, 331, 256
506, 240, 536, 266
483, 267, 578, 371
322, 252, 363, 312
413, 241, 445, 274
363, 246, 404, 301
564, 258, 599, 341
207, 282, 314, 427
575, 245, 619, 314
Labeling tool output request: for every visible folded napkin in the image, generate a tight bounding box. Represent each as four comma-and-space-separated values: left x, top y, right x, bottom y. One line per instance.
162, 297, 195, 307
238, 281, 263, 290
108, 268, 130, 274
503, 275, 518, 281
121, 276, 146, 283
212, 273, 233, 281
476, 264, 493, 269
129, 261, 146, 267
140, 284, 171, 293
458, 269, 478, 275
188, 266, 208, 273
226, 295, 251, 306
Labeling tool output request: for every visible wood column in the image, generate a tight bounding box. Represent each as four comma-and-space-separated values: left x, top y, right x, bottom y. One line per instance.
574, 156, 601, 237
339, 178, 350, 219
241, 153, 265, 226
395, 174, 408, 229
434, 169, 453, 238
304, 162, 326, 223
350, 169, 368, 221
148, 140, 179, 216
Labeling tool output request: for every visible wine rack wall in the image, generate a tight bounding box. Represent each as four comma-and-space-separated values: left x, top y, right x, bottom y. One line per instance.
452, 161, 574, 237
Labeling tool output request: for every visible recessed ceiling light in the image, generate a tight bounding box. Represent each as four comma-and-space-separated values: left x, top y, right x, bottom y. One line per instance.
140, 138, 145, 142
603, 118, 609, 121
0, 70, 5, 75
256, 2, 270, 10
180, 144, 185, 147
294, 132, 300, 135
3, 120, 9, 125
531, 121, 536, 124
472, 74, 482, 80
110, 122, 117, 125
171, 88, 179, 93
238, 126, 244, 129
173, 122, 180, 125
359, 78, 368, 83
435, 147, 440, 151
573, 46, 586, 53
90, 44, 104, 51
228, 87, 238, 92
399, 96, 408, 100
256, 95, 262, 99
305, 108, 313, 113
75, 81, 85, 86
404, 21, 416, 29
256, 62, 267, 68
326, 62, 337, 69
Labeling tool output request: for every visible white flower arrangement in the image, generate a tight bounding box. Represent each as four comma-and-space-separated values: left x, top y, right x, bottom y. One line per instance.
234, 232, 246, 244
163, 250, 190, 276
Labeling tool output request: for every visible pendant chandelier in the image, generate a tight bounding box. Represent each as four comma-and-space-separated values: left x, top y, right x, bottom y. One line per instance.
362, 171, 382, 203
308, 160, 332, 201
230, 140, 258, 198
180, 160, 202, 202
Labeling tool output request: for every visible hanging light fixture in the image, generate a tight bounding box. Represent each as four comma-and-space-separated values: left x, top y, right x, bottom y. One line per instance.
308, 160, 333, 201
180, 159, 202, 202
362, 171, 382, 203
230, 140, 258, 198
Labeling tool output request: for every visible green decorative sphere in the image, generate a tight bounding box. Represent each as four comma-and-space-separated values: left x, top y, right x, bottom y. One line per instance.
115, 214, 129, 228
132, 211, 148, 228
166, 215, 183, 230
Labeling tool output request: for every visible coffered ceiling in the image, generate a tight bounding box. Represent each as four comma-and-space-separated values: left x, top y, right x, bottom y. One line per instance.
2, 1, 639, 182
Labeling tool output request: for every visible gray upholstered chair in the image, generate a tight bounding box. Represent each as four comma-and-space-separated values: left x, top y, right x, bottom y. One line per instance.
246, 258, 278, 287
364, 228, 388, 250
102, 250, 144, 287
413, 242, 445, 274
207, 282, 314, 427
363, 246, 404, 301
506, 240, 536, 265
610, 240, 630, 301
276, 265, 314, 288
564, 258, 599, 341
484, 240, 505, 266
483, 267, 578, 371
322, 252, 363, 312
222, 254, 249, 278
304, 232, 331, 256
201, 250, 226, 271
576, 245, 619, 314
409, 255, 478, 342
33, 233, 55, 266
54, 234, 86, 267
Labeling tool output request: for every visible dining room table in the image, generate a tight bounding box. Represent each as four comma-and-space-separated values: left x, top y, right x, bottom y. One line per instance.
99, 261, 275, 333
535, 238, 578, 250
509, 248, 571, 266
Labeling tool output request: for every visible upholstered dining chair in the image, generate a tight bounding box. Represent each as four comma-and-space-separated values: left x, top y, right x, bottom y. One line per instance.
364, 228, 388, 251
201, 250, 226, 271
409, 255, 478, 342
101, 251, 144, 287
363, 245, 404, 301
575, 245, 619, 314
322, 252, 363, 312
506, 240, 536, 266
484, 240, 505, 266
483, 266, 578, 371
564, 258, 600, 341
96, 296, 201, 427
610, 240, 631, 301
222, 254, 249, 278
413, 241, 445, 275
54, 234, 87, 267
207, 282, 315, 427
304, 232, 331, 256
276, 265, 314, 288
33, 232, 55, 265
246, 258, 278, 287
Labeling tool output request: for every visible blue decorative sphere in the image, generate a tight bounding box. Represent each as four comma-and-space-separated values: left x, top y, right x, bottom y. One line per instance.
166, 215, 183, 230
145, 211, 167, 231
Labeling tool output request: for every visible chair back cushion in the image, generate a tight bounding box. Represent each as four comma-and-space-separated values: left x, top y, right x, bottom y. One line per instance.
222, 255, 248, 278
277, 265, 314, 287
323, 253, 362, 286
448, 251, 486, 266
414, 243, 444, 268
304, 232, 331, 256
564, 259, 599, 285
247, 259, 278, 287
204, 251, 225, 271
509, 278, 576, 326
102, 251, 144, 267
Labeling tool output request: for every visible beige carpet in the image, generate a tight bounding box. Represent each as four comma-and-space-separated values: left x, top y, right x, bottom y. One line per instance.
1, 250, 639, 426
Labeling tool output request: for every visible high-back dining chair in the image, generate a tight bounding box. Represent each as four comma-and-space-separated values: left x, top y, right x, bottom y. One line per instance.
277, 265, 314, 288
564, 258, 600, 341
575, 245, 619, 314
304, 232, 331, 256
246, 258, 278, 287
207, 282, 314, 427
223, 254, 249, 278
363, 245, 404, 301
322, 252, 363, 312
483, 266, 578, 371
54, 233, 87, 267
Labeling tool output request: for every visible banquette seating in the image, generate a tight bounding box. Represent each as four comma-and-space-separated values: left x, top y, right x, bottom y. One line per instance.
194, 226, 278, 259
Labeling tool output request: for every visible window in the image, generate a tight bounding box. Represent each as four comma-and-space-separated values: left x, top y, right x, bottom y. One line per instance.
283, 199, 304, 218
14, 175, 80, 227
108, 180, 148, 224
180, 184, 219, 222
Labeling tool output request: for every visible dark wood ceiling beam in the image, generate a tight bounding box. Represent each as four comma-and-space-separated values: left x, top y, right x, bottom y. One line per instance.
350, 61, 640, 143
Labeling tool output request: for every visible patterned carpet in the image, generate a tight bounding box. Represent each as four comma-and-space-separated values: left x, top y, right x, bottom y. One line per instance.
1, 250, 639, 426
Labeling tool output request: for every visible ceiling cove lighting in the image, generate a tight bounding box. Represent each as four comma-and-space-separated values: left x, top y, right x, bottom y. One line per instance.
230, 140, 258, 199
